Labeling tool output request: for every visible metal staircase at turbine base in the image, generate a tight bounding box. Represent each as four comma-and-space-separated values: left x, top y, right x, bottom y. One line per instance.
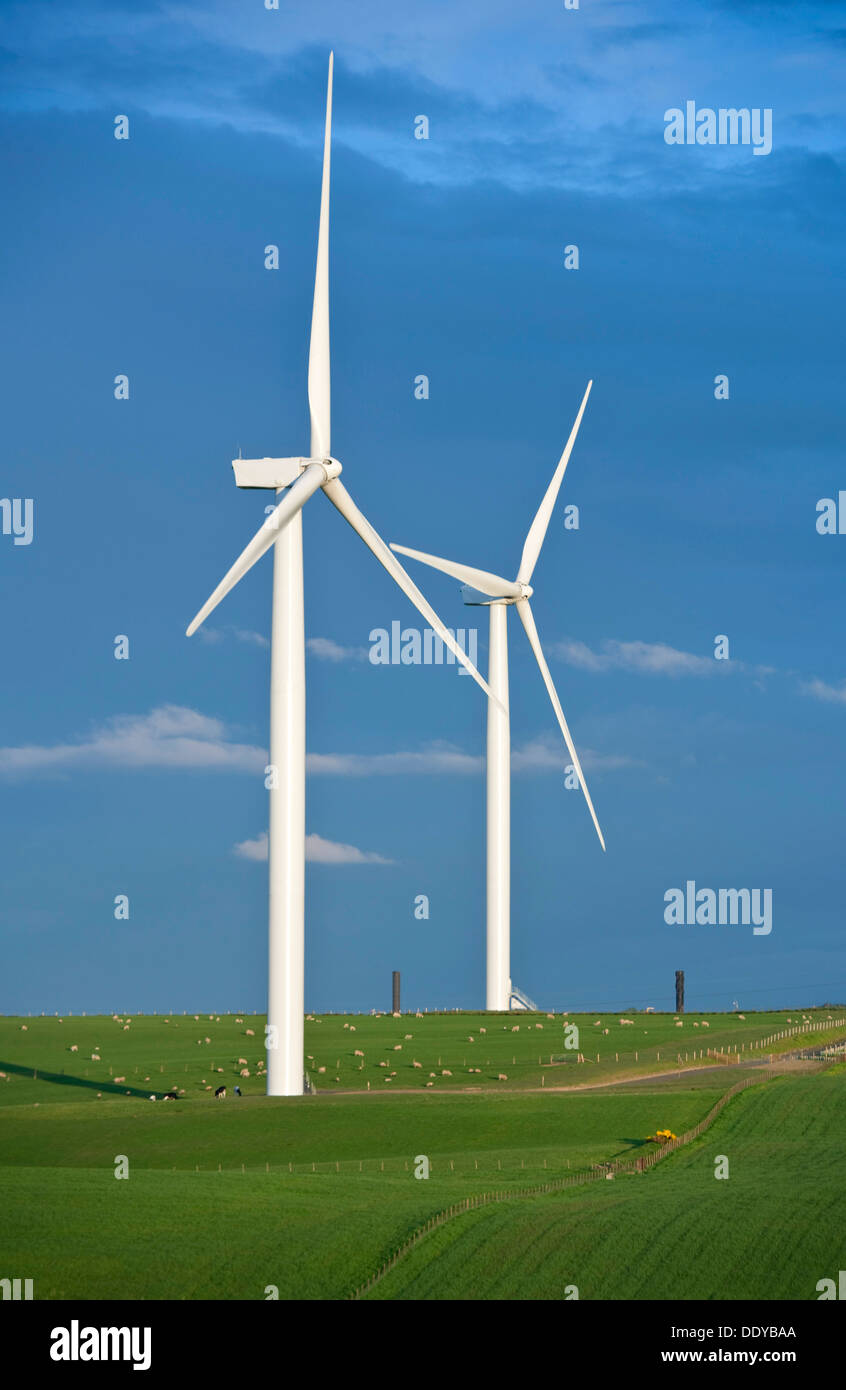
509, 984, 539, 1012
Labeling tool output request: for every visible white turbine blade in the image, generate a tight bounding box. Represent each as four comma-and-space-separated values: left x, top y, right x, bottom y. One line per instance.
515, 598, 605, 851
322, 477, 497, 702
186, 464, 325, 636
517, 380, 592, 585
308, 52, 333, 459
390, 543, 520, 599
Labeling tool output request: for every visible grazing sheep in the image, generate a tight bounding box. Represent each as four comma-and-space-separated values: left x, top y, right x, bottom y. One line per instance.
603, 1028, 609, 1035
425, 1081, 434, 1087
497, 1073, 508, 1081
123, 1025, 130, 1031
215, 1085, 226, 1099
114, 1076, 126, 1084
412, 1060, 422, 1068
343, 1023, 349, 1029
20, 1025, 27, 1031
546, 1013, 555, 1020
737, 1014, 745, 1020
536, 1023, 543, 1030
349, 1026, 356, 1032
693, 1022, 699, 1028
91, 1054, 101, 1061
393, 1044, 402, 1051
70, 1045, 78, 1053
354, 1049, 364, 1058
429, 1072, 436, 1078
702, 1021, 710, 1028
245, 1028, 255, 1036
150, 1095, 157, 1101
235, 1018, 243, 1024
441, 1069, 452, 1077
240, 1068, 250, 1077
317, 1066, 326, 1074
405, 1034, 413, 1040
479, 1027, 486, 1034
379, 1061, 388, 1068
511, 1025, 520, 1032
204, 1037, 211, 1044
675, 1021, 683, 1028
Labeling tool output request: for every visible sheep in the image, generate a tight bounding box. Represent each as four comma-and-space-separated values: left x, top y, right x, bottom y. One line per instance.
535, 1023, 543, 1030
546, 1013, 555, 1020
416, 1012, 424, 1019
235, 1018, 243, 1024
497, 1073, 508, 1081
429, 1072, 436, 1078
392, 1011, 401, 1018
702, 1021, 710, 1028
317, 1066, 326, 1074
238, 1057, 248, 1065
603, 1028, 610, 1035
20, 1025, 27, 1031
349, 1026, 356, 1033
693, 1022, 700, 1028
114, 1076, 126, 1084
479, 1027, 486, 1034
404, 1034, 413, 1040
343, 1023, 349, 1029
511, 1025, 520, 1033
204, 1036, 211, 1044
737, 1014, 745, 1021
467, 1035, 475, 1042
91, 1054, 101, 1061
245, 1028, 255, 1036
240, 1068, 250, 1077
123, 1025, 130, 1031
354, 1049, 364, 1058
675, 1021, 683, 1028
379, 1061, 388, 1068
412, 1060, 422, 1068
441, 1069, 452, 1077
393, 1044, 402, 1051
425, 1081, 434, 1087
70, 1045, 78, 1053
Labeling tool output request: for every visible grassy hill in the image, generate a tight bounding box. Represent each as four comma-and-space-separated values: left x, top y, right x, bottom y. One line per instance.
0, 1009, 843, 1300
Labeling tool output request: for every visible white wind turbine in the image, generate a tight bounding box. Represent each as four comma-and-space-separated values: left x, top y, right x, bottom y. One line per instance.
391, 381, 604, 1011
186, 53, 491, 1095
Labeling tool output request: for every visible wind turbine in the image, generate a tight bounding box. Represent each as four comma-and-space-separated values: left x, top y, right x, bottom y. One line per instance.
186, 53, 491, 1095
391, 381, 604, 1011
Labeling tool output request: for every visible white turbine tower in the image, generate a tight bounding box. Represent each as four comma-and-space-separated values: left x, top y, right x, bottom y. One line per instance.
186, 54, 491, 1095
391, 382, 604, 1011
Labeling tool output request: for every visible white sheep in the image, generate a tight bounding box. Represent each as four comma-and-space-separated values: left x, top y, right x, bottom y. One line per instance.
114, 1076, 126, 1083
238, 1057, 248, 1065
393, 1044, 402, 1051
70, 1045, 78, 1053
405, 1034, 413, 1040
497, 1073, 508, 1081
675, 1021, 683, 1027
245, 1028, 255, 1036
441, 1069, 452, 1076
240, 1068, 250, 1077
702, 1021, 710, 1028
354, 1049, 364, 1058
479, 1027, 486, 1034
412, 1060, 422, 1068
511, 1025, 520, 1033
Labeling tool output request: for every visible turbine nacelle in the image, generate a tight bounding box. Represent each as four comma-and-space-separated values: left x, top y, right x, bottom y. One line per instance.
460, 581, 532, 606
232, 456, 342, 490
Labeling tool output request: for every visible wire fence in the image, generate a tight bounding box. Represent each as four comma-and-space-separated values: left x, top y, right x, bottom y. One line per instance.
346, 1057, 830, 1300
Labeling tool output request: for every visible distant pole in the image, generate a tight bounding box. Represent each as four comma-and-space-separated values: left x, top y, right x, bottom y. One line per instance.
675, 970, 685, 1015
392, 971, 401, 1014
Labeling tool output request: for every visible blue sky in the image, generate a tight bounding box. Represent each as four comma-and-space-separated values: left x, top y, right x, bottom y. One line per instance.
0, 0, 844, 1016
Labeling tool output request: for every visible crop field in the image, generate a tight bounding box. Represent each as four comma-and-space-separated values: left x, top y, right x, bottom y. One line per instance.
0, 1010, 843, 1300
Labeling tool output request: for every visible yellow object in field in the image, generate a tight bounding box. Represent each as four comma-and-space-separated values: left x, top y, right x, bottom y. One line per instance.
646, 1127, 678, 1143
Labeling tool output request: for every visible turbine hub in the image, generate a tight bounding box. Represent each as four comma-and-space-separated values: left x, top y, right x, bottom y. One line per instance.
518, 582, 533, 599
317, 456, 342, 481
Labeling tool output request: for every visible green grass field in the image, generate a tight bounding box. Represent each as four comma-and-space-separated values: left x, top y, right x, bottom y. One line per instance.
0, 1009, 843, 1300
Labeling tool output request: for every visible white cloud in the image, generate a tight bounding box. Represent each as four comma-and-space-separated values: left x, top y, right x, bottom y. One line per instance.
234, 830, 393, 865
553, 638, 721, 677
306, 637, 369, 663
800, 678, 846, 705
0, 709, 633, 781
0, 706, 265, 778
198, 626, 269, 649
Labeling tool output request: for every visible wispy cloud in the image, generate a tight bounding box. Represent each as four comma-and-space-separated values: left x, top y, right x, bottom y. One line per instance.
198, 626, 269, 649
800, 677, 846, 705
553, 638, 720, 677
234, 830, 393, 865
0, 706, 265, 778
0, 709, 634, 780
306, 637, 370, 663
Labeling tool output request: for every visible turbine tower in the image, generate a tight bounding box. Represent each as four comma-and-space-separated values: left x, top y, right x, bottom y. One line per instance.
391, 382, 604, 1011
186, 54, 491, 1094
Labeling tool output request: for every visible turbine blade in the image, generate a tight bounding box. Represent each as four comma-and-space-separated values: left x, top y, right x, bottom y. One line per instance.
515, 598, 605, 850
517, 380, 592, 585
390, 543, 520, 599
308, 52, 333, 459
323, 477, 496, 702
186, 464, 325, 636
